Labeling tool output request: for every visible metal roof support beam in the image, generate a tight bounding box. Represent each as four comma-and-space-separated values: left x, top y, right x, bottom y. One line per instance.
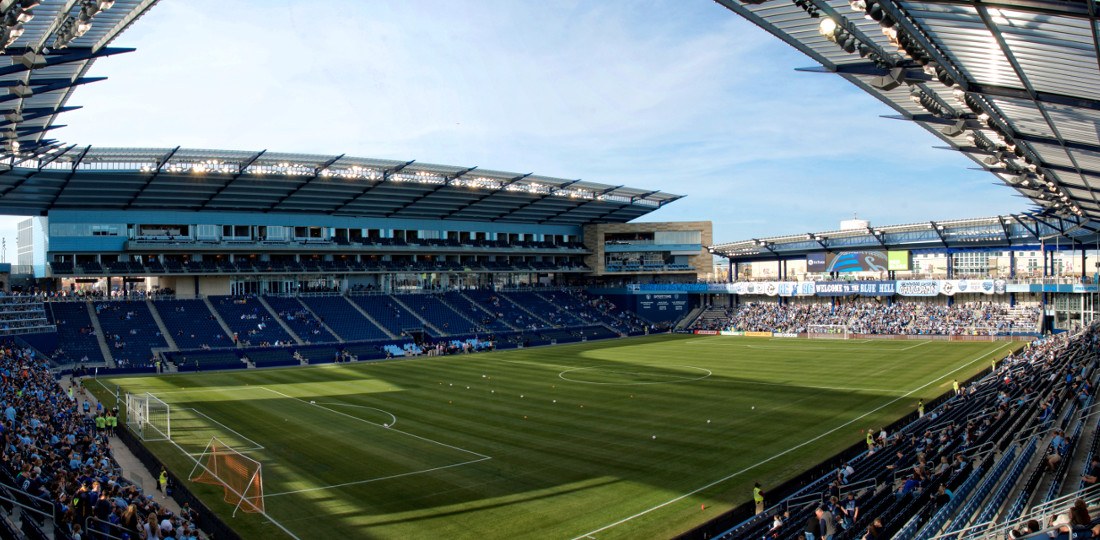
0, 47, 134, 80
0, 107, 80, 127
536, 184, 622, 224
886, 0, 1091, 20
269, 154, 345, 212
386, 166, 477, 217
997, 216, 1013, 245
46, 145, 92, 207
124, 146, 180, 209
1011, 214, 1041, 241
971, 1, 1100, 209
0, 77, 107, 105
333, 160, 416, 214
929, 221, 949, 247
816, 62, 1100, 112
439, 172, 533, 220
196, 150, 268, 211
898, 115, 1100, 156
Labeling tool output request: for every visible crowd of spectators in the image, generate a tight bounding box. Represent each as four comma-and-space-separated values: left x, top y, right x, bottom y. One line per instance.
0, 343, 207, 539
747, 328, 1093, 539
692, 301, 1040, 336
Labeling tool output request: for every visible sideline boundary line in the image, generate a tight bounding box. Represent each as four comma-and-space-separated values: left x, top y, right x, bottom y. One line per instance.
568, 342, 1014, 540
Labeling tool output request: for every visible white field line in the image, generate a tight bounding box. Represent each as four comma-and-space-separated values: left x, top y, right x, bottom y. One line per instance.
178, 408, 266, 451
265, 456, 492, 497
317, 402, 398, 427
568, 342, 1013, 540
730, 380, 900, 394
898, 340, 934, 351
259, 387, 490, 460
163, 437, 302, 540
87, 378, 301, 539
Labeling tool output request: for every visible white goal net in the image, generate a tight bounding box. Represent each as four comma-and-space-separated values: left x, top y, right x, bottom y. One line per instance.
807, 324, 850, 340
125, 392, 171, 441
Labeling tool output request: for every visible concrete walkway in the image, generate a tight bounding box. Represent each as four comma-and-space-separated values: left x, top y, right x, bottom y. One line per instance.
63, 377, 183, 516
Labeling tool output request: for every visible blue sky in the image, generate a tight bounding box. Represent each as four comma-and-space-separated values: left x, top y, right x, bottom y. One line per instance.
0, 0, 1027, 257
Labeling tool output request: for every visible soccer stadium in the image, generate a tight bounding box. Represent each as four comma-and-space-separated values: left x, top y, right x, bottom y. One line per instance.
0, 0, 1097, 539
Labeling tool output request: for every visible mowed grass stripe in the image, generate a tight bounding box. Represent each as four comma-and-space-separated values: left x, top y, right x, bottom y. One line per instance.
88, 335, 1019, 540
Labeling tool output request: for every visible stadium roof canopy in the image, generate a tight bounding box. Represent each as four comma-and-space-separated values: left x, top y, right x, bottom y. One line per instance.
0, 146, 681, 224
711, 212, 1100, 261
0, 0, 678, 225
715, 0, 1100, 223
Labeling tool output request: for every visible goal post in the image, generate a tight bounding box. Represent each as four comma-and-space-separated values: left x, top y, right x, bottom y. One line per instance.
190, 437, 265, 516
125, 392, 171, 441
807, 324, 850, 340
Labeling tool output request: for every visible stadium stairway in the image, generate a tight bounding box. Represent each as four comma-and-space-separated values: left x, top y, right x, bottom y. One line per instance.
342, 296, 399, 339
145, 298, 178, 351
257, 295, 304, 343
450, 291, 517, 332
676, 305, 709, 330
497, 293, 554, 327
85, 301, 115, 367
290, 297, 345, 343
202, 296, 237, 343
389, 295, 443, 335
435, 293, 489, 333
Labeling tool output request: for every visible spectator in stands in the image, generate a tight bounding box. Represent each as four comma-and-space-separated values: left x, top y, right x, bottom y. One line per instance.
839, 492, 858, 530
861, 517, 884, 540
815, 506, 837, 540
803, 511, 821, 540
1008, 519, 1041, 539
1082, 457, 1100, 486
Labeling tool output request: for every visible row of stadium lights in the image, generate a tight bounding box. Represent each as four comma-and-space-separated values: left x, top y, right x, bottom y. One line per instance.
138, 160, 605, 201
806, 0, 1083, 218
1, 0, 116, 155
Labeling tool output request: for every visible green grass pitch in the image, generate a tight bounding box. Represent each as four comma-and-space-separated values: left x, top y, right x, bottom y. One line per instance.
86, 335, 1021, 539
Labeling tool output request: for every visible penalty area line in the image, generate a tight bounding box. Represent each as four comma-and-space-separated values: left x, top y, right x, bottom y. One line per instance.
569, 343, 1013, 540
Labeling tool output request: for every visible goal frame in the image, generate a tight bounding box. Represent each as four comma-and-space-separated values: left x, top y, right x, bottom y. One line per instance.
189, 436, 265, 516
125, 392, 171, 441
806, 324, 850, 340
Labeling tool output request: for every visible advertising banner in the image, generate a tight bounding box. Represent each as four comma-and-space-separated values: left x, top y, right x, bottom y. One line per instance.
694, 330, 719, 335
744, 331, 774, 338
813, 281, 895, 296
719, 330, 744, 336
807, 253, 828, 272
773, 333, 799, 338
897, 280, 940, 297
887, 251, 910, 271
827, 251, 888, 273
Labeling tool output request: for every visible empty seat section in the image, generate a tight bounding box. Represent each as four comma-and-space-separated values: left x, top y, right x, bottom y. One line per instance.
442, 292, 513, 332
349, 296, 419, 336
169, 351, 243, 371
503, 291, 578, 326
263, 297, 338, 343
46, 302, 105, 364
93, 301, 168, 367
300, 296, 389, 341
153, 299, 231, 350
210, 296, 294, 345
395, 294, 479, 335
245, 348, 298, 368
463, 290, 548, 330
